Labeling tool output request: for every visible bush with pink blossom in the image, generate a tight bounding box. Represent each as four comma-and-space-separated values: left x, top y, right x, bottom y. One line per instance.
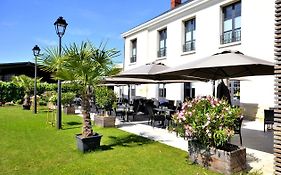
173, 96, 242, 148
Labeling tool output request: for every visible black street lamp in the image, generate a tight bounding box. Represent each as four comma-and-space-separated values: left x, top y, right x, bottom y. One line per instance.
32, 45, 40, 114
54, 16, 68, 129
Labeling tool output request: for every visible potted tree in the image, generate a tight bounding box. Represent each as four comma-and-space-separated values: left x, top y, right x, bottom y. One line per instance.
61, 92, 76, 115
11, 75, 39, 110
94, 86, 117, 127
173, 96, 246, 174
41, 41, 120, 152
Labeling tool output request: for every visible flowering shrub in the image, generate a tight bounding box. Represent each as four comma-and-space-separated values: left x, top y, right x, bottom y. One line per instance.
173, 96, 242, 148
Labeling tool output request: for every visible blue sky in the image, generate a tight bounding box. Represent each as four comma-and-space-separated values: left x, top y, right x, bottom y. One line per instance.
0, 0, 170, 64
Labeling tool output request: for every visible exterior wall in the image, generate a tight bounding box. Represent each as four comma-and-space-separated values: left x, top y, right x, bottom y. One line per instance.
122, 0, 275, 119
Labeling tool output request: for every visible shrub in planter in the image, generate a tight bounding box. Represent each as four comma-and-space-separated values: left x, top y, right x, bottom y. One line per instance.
173, 96, 246, 174
11, 75, 40, 110
41, 41, 120, 152
61, 92, 76, 114
94, 86, 117, 127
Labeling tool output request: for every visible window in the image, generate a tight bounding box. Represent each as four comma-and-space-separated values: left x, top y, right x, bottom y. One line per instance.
158, 28, 167, 57
158, 84, 166, 98
131, 85, 136, 97
221, 1, 241, 44
184, 82, 195, 100
183, 18, 196, 52
130, 39, 137, 63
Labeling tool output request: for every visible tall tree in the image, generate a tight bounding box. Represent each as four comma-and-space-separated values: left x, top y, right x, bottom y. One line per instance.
41, 41, 120, 137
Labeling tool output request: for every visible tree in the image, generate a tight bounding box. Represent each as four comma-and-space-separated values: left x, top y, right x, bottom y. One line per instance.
11, 75, 41, 109
41, 41, 120, 137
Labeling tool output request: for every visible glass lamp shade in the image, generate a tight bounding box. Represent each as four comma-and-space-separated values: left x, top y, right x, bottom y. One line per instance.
32, 45, 40, 56
54, 16, 68, 37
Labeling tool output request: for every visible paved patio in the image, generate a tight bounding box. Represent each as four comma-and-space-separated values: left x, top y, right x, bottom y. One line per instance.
115, 116, 274, 174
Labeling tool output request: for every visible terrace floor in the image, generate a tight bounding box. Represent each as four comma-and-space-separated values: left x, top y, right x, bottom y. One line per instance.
113, 115, 274, 174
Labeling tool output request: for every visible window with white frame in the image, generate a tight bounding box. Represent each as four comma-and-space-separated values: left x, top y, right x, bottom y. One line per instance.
130, 39, 137, 63
158, 84, 166, 98
158, 28, 167, 57
131, 85, 136, 97
183, 18, 196, 52
221, 1, 241, 44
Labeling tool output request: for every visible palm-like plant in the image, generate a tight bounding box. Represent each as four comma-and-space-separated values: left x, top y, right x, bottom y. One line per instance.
11, 75, 40, 109
41, 41, 120, 137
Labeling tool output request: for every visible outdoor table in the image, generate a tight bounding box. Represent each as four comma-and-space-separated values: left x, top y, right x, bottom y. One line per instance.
116, 104, 134, 122
153, 107, 175, 127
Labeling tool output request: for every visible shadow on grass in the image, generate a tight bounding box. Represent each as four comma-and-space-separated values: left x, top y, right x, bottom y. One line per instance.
99, 134, 154, 151
66, 121, 82, 126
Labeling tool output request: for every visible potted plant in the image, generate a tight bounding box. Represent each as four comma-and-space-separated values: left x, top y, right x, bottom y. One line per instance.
11, 75, 40, 110
41, 41, 120, 152
173, 96, 246, 174
61, 92, 76, 114
94, 86, 117, 127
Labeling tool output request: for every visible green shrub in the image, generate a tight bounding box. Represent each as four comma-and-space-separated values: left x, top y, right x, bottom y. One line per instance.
0, 81, 24, 103
61, 92, 76, 106
173, 96, 242, 148
95, 86, 117, 111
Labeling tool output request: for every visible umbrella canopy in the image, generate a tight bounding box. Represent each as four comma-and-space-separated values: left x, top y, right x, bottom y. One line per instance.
115, 62, 207, 81
158, 50, 274, 80
101, 77, 156, 85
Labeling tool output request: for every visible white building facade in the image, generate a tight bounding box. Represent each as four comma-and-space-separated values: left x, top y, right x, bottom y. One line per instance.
121, 0, 275, 120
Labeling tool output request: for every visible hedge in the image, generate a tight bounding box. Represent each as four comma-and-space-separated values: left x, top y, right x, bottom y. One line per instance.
0, 81, 83, 103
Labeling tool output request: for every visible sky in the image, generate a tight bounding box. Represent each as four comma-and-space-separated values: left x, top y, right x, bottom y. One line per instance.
0, 0, 170, 64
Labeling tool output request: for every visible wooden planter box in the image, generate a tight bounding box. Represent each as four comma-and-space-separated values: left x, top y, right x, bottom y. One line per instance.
63, 106, 75, 115
94, 115, 116, 127
188, 140, 246, 175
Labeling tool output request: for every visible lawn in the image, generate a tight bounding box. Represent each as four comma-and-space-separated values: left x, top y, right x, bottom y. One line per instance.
0, 106, 220, 175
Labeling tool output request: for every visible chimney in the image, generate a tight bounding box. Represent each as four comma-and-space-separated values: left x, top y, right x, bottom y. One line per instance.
171, 0, 181, 9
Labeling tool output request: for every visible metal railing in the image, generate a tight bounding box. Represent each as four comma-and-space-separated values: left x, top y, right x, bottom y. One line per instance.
221, 28, 241, 44
183, 40, 196, 52
157, 47, 166, 57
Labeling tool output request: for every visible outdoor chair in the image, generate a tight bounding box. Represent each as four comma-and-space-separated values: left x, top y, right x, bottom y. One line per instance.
127, 100, 140, 121
234, 116, 243, 145
146, 104, 165, 127
114, 105, 125, 120
264, 109, 274, 132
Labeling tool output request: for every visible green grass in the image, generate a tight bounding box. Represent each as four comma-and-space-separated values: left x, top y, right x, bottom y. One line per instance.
0, 106, 220, 175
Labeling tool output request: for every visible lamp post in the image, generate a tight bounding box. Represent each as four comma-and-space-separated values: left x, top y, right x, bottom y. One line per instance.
54, 16, 68, 129
32, 45, 40, 114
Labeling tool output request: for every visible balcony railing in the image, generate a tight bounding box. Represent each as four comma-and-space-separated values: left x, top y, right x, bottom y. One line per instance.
130, 55, 136, 63
158, 47, 166, 57
220, 28, 241, 44
183, 40, 196, 52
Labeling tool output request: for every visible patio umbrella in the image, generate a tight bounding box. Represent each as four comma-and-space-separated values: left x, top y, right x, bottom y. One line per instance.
158, 50, 274, 80
115, 62, 207, 81
101, 77, 157, 85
